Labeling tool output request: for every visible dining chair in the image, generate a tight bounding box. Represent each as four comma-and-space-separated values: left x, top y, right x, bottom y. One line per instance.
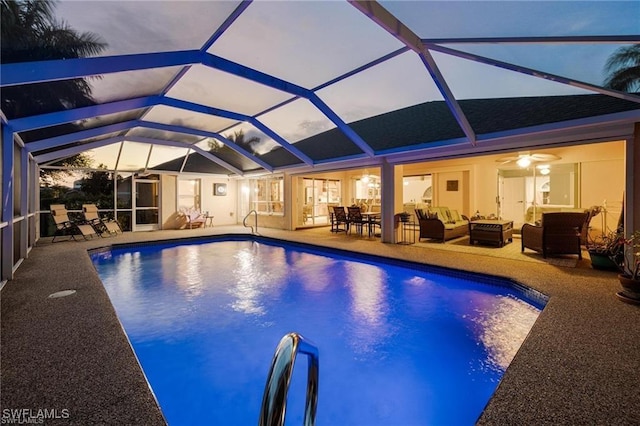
332, 206, 349, 233
347, 206, 365, 236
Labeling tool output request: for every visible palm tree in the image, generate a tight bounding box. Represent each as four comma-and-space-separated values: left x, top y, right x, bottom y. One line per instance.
1, 0, 107, 180
208, 129, 261, 154
603, 44, 640, 92
1, 0, 106, 118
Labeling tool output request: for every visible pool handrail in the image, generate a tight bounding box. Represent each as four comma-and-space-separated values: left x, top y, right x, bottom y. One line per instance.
243, 209, 259, 235
259, 332, 319, 426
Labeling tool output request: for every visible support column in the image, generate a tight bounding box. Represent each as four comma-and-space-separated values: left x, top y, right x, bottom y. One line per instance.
20, 147, 29, 259
30, 158, 39, 246
2, 125, 14, 282
380, 160, 403, 243
624, 124, 640, 240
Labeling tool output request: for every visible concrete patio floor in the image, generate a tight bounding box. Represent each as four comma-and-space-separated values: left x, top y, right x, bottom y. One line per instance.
2, 225, 639, 425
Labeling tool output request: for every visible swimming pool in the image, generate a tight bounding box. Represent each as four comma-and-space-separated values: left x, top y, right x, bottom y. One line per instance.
91, 237, 545, 425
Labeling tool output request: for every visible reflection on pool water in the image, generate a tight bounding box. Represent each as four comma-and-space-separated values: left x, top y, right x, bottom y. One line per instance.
91, 238, 545, 426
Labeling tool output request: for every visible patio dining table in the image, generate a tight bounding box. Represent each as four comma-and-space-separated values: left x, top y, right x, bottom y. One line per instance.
361, 212, 381, 237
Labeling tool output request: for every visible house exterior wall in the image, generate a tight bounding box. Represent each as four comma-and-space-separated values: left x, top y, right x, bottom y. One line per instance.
160, 174, 239, 229
161, 175, 178, 229
200, 177, 238, 227
435, 170, 466, 213
157, 141, 625, 233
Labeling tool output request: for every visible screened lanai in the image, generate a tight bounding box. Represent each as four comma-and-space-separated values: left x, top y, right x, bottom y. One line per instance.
2, 0, 640, 283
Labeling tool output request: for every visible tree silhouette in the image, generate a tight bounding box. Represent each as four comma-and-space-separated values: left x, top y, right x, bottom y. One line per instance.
1, 0, 107, 182
603, 44, 640, 92
208, 129, 261, 154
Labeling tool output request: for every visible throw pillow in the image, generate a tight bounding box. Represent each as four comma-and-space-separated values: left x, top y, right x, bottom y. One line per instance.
445, 209, 453, 222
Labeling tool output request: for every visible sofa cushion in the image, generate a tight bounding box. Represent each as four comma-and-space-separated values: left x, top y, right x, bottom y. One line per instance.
450, 209, 462, 221
429, 207, 446, 223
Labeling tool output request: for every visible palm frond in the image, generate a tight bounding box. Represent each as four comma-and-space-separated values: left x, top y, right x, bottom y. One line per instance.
604, 65, 640, 92
603, 45, 640, 92
604, 45, 640, 73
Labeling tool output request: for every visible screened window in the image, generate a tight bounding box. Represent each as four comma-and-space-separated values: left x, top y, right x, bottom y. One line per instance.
251, 175, 284, 215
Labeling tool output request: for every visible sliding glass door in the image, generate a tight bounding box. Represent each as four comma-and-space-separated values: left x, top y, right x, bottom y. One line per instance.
300, 178, 341, 226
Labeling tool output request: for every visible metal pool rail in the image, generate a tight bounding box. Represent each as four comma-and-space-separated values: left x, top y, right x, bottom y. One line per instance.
243, 209, 259, 235
259, 333, 319, 426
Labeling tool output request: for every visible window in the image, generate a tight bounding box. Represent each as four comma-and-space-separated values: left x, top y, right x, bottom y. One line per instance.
250, 175, 284, 215
178, 179, 201, 211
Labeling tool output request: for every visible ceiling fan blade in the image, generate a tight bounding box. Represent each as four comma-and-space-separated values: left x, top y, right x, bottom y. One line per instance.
496, 156, 518, 164
530, 153, 561, 162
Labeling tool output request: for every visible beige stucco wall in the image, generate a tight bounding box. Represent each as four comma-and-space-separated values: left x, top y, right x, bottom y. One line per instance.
199, 176, 238, 227
160, 175, 178, 229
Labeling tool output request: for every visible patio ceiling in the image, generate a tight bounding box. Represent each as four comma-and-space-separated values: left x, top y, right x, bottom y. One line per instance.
2, 0, 640, 177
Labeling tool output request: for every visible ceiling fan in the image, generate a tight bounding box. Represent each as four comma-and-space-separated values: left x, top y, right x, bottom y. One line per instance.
496, 152, 561, 167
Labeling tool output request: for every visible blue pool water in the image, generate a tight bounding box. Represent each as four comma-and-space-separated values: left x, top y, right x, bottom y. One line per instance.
91, 238, 544, 426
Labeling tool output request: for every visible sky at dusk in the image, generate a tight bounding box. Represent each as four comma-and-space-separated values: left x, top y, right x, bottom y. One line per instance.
47, 0, 639, 172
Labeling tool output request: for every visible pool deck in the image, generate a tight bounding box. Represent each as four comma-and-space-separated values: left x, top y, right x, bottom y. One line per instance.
2, 226, 640, 425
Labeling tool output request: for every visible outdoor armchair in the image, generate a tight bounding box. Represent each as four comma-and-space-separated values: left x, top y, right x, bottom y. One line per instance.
521, 212, 588, 259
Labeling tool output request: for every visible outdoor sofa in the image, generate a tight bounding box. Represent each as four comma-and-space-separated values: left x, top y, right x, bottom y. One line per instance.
415, 206, 469, 242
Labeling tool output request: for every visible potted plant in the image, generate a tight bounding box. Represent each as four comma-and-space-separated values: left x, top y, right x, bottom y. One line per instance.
586, 230, 624, 271
617, 230, 640, 305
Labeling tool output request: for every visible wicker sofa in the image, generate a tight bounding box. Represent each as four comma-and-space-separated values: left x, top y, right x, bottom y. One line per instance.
415, 206, 469, 242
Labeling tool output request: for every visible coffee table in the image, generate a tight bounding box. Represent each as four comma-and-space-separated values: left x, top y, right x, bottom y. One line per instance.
469, 220, 513, 247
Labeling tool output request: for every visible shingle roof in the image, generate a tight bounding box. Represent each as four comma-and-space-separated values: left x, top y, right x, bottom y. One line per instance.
155, 93, 639, 173
289, 93, 640, 156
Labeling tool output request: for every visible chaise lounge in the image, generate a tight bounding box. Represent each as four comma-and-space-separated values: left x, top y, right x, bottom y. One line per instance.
82, 204, 122, 236
178, 208, 207, 229
50, 204, 99, 242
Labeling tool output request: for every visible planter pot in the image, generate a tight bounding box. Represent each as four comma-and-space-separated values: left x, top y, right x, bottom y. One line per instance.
617, 274, 640, 305
588, 251, 619, 271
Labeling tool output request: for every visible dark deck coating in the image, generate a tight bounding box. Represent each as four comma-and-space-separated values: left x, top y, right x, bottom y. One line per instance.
2, 226, 640, 425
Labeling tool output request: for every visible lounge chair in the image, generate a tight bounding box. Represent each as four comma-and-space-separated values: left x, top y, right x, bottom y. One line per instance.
51, 204, 99, 242
521, 212, 588, 259
179, 208, 206, 229
82, 204, 122, 236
